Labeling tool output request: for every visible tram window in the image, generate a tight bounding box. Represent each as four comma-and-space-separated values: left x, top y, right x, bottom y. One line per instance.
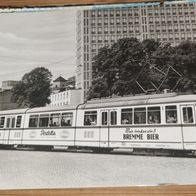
50, 113, 60, 127
11, 117, 15, 128
102, 112, 108, 125
183, 107, 193, 123
39, 114, 49, 127
110, 111, 117, 125
134, 108, 146, 124
147, 107, 161, 124
166, 105, 177, 123
16, 116, 22, 128
121, 108, 132, 124
6, 118, 10, 128
61, 113, 73, 126
84, 111, 97, 126
0, 117, 5, 128
29, 115, 39, 127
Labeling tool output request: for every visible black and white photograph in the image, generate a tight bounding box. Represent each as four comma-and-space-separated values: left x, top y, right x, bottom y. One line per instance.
0, 0, 196, 190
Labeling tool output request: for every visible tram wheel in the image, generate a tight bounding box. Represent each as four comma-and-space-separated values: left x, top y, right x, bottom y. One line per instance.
34, 145, 53, 151
93, 147, 113, 154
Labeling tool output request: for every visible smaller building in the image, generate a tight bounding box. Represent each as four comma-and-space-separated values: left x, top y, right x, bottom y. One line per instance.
0, 90, 20, 110
49, 89, 82, 106
52, 76, 67, 91
0, 80, 20, 110
2, 80, 19, 90
52, 76, 76, 92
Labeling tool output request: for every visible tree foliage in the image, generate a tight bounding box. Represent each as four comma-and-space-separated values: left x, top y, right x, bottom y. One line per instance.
88, 38, 196, 100
12, 67, 52, 108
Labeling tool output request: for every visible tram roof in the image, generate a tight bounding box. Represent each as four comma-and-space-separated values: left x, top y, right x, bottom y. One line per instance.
82, 93, 196, 109
0, 108, 28, 115
0, 105, 78, 115
26, 104, 78, 113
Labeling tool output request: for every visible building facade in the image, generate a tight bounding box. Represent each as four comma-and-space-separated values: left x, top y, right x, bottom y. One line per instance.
52, 76, 76, 92
2, 80, 19, 90
52, 76, 67, 91
76, 1, 196, 100
49, 89, 82, 106
0, 80, 20, 110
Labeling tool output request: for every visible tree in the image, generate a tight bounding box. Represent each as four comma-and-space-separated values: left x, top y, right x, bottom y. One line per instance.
88, 38, 196, 100
12, 67, 52, 108
172, 41, 196, 92
87, 38, 161, 99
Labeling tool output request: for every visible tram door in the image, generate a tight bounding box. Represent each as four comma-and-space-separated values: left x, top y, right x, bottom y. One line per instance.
180, 105, 196, 150
100, 110, 109, 147
0, 116, 5, 145
100, 110, 117, 148
3, 116, 15, 144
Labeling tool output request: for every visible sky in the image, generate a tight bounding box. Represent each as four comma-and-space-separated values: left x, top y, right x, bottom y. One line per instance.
0, 8, 77, 87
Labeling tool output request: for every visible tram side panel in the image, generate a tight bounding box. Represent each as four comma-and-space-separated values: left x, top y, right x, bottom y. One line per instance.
108, 105, 184, 150
0, 115, 5, 144
7, 114, 25, 145
109, 126, 183, 150
21, 111, 76, 147
1, 114, 25, 145
75, 109, 100, 147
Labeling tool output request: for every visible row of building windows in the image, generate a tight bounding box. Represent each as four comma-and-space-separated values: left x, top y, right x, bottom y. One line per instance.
84, 81, 90, 89
83, 71, 90, 80
83, 4, 195, 18
88, 28, 196, 38
50, 102, 69, 107
50, 92, 69, 102
86, 24, 196, 36
87, 10, 195, 19
89, 30, 196, 39
87, 18, 196, 28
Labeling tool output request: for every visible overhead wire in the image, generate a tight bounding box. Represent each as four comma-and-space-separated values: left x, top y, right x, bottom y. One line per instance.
0, 55, 76, 77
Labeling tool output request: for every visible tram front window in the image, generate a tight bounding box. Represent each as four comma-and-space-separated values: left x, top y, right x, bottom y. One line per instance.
134, 108, 146, 124
29, 115, 39, 128
110, 111, 117, 125
16, 116, 22, 128
147, 107, 161, 124
166, 106, 177, 123
6, 118, 10, 128
61, 113, 73, 127
39, 114, 49, 127
121, 108, 132, 124
0, 117, 5, 128
101, 112, 108, 125
84, 111, 97, 126
11, 117, 15, 128
183, 107, 193, 123
50, 113, 60, 127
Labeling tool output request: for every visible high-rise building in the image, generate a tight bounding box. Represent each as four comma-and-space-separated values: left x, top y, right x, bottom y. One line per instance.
76, 1, 196, 100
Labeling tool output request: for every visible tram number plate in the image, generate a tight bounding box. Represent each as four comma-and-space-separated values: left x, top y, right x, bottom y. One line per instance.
84, 131, 94, 138
14, 132, 21, 138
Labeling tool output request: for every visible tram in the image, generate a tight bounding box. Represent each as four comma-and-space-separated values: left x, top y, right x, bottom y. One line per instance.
0, 92, 196, 154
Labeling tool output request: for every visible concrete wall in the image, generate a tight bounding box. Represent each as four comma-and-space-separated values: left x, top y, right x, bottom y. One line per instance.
0, 90, 20, 111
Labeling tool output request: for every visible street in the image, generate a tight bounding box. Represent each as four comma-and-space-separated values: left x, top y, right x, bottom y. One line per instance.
0, 149, 196, 189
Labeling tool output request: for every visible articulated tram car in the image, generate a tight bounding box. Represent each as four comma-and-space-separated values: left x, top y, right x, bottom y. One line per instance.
1, 93, 196, 154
